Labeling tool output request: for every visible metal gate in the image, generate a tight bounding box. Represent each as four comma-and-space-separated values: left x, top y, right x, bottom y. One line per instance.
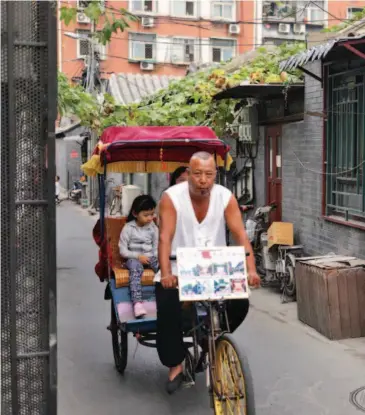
1, 1, 57, 414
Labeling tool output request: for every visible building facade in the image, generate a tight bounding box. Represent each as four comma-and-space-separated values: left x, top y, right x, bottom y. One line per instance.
58, 0, 255, 81
255, 1, 365, 46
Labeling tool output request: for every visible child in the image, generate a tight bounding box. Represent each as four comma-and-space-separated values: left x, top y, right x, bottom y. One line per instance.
55, 176, 60, 204
118, 195, 159, 318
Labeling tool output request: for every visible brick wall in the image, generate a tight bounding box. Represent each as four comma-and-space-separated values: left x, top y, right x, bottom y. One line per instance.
280, 61, 365, 257
251, 61, 365, 257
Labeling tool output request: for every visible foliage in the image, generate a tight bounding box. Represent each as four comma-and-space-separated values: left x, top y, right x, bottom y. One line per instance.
58, 42, 306, 137
322, 7, 365, 33
60, 0, 138, 45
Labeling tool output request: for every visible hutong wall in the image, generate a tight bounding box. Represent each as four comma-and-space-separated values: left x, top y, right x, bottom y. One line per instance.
1, 2, 57, 413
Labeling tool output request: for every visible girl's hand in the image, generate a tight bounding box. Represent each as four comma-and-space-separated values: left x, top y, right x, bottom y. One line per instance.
138, 255, 150, 265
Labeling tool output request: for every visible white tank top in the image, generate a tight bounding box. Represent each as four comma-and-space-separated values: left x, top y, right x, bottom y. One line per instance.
154, 182, 232, 283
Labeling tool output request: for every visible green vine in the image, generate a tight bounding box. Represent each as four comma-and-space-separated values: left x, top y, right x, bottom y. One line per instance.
58, 42, 305, 136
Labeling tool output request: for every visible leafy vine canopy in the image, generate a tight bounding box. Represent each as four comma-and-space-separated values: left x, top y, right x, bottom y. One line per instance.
58, 42, 306, 137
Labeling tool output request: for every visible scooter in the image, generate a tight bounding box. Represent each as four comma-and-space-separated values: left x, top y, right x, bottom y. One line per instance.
241, 203, 303, 301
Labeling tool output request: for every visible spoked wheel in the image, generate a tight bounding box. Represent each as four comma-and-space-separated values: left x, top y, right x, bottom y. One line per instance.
110, 301, 128, 374
211, 335, 255, 415
282, 256, 296, 299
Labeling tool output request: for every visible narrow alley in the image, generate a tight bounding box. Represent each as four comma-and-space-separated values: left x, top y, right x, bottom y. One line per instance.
58, 203, 365, 415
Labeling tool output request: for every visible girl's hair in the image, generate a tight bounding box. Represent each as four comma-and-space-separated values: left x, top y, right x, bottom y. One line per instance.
56, 175, 60, 181
169, 166, 188, 187
127, 194, 156, 222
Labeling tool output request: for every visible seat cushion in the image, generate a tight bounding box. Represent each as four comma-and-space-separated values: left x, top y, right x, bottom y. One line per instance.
114, 267, 155, 288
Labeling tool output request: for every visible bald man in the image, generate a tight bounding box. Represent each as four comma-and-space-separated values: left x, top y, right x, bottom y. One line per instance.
155, 151, 260, 394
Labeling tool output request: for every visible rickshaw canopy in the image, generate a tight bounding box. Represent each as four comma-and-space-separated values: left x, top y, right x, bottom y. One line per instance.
82, 126, 232, 176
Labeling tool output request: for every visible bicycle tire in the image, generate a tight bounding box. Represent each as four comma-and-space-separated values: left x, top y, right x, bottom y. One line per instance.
210, 334, 256, 415
110, 300, 128, 374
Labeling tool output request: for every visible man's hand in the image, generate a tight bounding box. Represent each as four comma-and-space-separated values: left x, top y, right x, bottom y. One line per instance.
248, 271, 261, 288
138, 255, 150, 265
161, 275, 178, 289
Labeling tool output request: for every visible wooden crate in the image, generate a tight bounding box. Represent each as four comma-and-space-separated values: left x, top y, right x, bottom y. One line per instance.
296, 258, 365, 340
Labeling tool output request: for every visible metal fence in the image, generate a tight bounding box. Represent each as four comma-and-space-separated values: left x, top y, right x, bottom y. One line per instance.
1, 1, 57, 414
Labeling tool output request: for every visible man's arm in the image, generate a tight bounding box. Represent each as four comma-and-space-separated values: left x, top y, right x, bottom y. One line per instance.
224, 195, 260, 286
158, 193, 178, 288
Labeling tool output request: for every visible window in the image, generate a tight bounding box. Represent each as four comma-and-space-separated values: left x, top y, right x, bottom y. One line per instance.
171, 38, 196, 63
306, 6, 324, 24
212, 0, 234, 20
129, 33, 156, 60
325, 70, 365, 222
130, 0, 155, 13
76, 30, 107, 60
171, 1, 196, 17
211, 39, 235, 63
347, 7, 363, 19
76, 29, 90, 58
77, 0, 91, 8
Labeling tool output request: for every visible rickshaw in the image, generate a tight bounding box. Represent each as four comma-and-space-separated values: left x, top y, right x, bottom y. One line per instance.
82, 126, 256, 415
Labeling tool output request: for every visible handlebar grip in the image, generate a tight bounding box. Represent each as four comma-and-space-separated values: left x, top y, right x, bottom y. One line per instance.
169, 256, 177, 261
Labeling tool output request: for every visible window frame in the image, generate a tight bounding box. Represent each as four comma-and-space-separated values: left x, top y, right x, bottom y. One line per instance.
323, 64, 365, 227
347, 7, 364, 20
305, 6, 324, 25
210, 37, 236, 63
211, 0, 235, 21
170, 0, 197, 19
129, 32, 156, 61
129, 0, 157, 15
170, 37, 197, 64
76, 29, 107, 60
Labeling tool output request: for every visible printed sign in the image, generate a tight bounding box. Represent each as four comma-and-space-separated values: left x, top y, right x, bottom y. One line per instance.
176, 246, 249, 302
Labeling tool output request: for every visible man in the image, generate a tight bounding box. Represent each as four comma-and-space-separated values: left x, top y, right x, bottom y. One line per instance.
155, 151, 260, 394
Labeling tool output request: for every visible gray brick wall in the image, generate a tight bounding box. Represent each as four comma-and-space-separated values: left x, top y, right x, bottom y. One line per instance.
253, 61, 365, 258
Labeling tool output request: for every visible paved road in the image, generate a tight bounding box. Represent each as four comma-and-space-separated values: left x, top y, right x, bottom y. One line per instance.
58, 202, 365, 415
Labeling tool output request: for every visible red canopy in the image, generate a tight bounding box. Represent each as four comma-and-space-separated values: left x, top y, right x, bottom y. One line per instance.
95, 126, 230, 164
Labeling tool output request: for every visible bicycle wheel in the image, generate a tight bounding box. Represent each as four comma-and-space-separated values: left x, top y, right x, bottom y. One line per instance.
110, 301, 128, 374
211, 334, 255, 415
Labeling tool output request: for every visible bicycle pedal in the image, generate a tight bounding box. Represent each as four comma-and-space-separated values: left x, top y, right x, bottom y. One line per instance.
182, 380, 195, 389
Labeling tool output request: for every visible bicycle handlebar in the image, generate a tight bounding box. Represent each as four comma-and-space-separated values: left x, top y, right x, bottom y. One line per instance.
169, 252, 250, 261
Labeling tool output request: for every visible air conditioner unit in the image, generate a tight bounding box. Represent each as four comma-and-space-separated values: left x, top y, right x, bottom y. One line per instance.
142, 17, 155, 27
140, 61, 154, 71
278, 23, 290, 34
121, 185, 143, 216
229, 24, 240, 34
77, 12, 91, 24
293, 23, 306, 34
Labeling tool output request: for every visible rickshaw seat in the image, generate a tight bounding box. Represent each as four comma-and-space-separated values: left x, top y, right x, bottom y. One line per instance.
105, 217, 155, 288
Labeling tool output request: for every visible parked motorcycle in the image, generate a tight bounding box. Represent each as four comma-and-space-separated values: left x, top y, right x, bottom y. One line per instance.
69, 180, 83, 203
241, 203, 303, 300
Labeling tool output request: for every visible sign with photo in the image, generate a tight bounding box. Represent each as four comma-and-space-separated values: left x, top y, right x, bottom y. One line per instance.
176, 246, 249, 302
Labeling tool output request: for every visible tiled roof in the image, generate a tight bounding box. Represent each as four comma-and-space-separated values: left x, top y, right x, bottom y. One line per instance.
107, 73, 181, 105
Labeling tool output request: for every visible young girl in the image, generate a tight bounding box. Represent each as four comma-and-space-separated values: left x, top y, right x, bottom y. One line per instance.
118, 195, 159, 318
55, 176, 60, 204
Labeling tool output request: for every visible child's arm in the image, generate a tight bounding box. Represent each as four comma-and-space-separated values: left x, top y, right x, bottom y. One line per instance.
119, 225, 139, 259
151, 223, 158, 258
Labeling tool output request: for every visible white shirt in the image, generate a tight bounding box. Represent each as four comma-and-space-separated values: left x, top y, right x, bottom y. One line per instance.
154, 182, 232, 283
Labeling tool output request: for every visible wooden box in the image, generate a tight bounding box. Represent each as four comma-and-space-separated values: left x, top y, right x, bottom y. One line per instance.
296, 258, 365, 340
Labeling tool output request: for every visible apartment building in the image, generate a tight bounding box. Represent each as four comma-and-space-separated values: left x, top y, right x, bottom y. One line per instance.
254, 1, 365, 46
58, 0, 255, 81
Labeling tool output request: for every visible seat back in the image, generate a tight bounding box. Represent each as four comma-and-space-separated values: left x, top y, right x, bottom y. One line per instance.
105, 217, 128, 268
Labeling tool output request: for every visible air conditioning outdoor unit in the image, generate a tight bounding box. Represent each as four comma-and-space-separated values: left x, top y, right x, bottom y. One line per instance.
229, 24, 240, 34
278, 23, 290, 34
140, 61, 154, 71
142, 17, 155, 27
77, 12, 91, 24
293, 23, 306, 34
121, 185, 143, 216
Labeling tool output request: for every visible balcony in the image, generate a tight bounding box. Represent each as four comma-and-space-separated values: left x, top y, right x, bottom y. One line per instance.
262, 1, 297, 22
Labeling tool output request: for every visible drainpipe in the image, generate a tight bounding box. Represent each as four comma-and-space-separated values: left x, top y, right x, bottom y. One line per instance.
57, 0, 62, 72
255, 0, 263, 47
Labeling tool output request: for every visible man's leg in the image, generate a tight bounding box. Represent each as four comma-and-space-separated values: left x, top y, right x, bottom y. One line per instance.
155, 283, 185, 375
225, 299, 250, 332
126, 259, 144, 304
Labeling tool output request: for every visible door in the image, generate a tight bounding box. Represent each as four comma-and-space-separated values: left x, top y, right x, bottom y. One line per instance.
266, 126, 282, 222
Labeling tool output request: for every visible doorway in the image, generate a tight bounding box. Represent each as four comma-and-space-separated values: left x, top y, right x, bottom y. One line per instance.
266, 125, 282, 222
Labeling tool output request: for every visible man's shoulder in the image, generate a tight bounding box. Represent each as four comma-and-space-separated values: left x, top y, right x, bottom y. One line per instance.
213, 184, 232, 196
165, 181, 187, 196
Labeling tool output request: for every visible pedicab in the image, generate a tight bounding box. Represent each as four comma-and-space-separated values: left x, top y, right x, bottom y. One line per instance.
82, 126, 256, 414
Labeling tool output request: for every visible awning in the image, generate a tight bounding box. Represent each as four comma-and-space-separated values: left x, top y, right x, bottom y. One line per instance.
213, 83, 304, 101
280, 34, 365, 71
